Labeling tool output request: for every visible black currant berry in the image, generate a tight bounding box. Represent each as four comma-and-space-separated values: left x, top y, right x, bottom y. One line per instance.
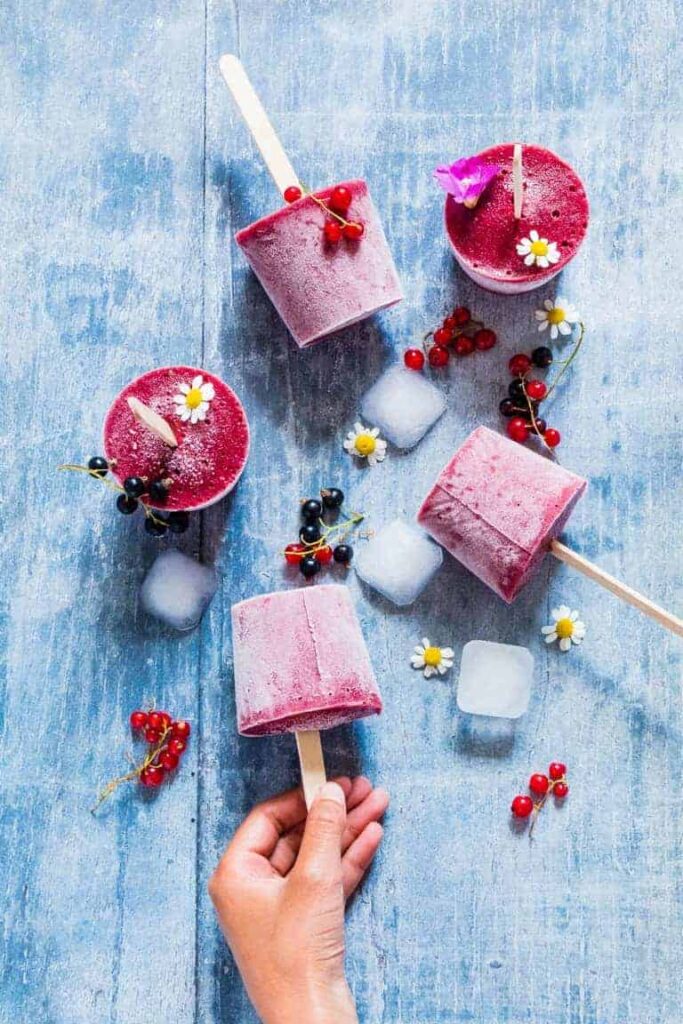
499, 398, 519, 418
520, 401, 540, 421
300, 555, 321, 579
531, 346, 553, 368
529, 417, 547, 434
87, 456, 109, 478
123, 476, 146, 498
321, 487, 344, 510
167, 511, 190, 534
144, 516, 168, 536
333, 544, 353, 565
301, 498, 323, 521
148, 479, 169, 502
116, 494, 139, 515
508, 379, 527, 402
300, 523, 321, 545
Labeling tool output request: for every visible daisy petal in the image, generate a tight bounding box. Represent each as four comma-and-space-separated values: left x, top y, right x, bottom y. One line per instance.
544, 632, 558, 644
541, 625, 556, 635
192, 375, 203, 389
441, 648, 454, 659
524, 253, 535, 266
179, 383, 190, 395
559, 637, 571, 652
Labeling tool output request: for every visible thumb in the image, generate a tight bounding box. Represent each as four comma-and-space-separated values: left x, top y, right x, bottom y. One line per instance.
294, 782, 347, 882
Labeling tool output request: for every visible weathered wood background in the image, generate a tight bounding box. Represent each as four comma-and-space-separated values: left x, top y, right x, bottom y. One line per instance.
1, 1, 681, 1021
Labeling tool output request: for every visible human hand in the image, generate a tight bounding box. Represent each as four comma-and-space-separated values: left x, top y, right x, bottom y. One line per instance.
209, 776, 389, 1024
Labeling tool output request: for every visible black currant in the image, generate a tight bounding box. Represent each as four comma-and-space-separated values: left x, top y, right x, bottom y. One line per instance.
520, 401, 540, 421
144, 516, 168, 536
167, 510, 190, 534
116, 494, 138, 515
499, 398, 519, 418
508, 379, 527, 402
529, 417, 547, 434
333, 544, 353, 565
301, 498, 323, 521
321, 487, 344, 510
148, 479, 169, 502
87, 456, 109, 478
300, 555, 321, 579
300, 523, 321, 545
531, 346, 553, 368
123, 476, 146, 498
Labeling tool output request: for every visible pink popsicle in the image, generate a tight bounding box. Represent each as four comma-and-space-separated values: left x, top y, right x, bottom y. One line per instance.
231, 585, 382, 736
417, 426, 587, 602
235, 179, 403, 348
445, 144, 589, 294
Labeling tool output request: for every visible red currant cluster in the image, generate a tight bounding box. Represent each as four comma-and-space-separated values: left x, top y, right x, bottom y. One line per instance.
500, 348, 561, 449
404, 306, 497, 371
92, 709, 191, 810
284, 488, 361, 580
283, 185, 364, 243
511, 761, 569, 833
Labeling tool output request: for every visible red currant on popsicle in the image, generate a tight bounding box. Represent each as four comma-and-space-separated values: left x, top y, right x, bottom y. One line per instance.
324, 220, 342, 244
329, 185, 352, 213
343, 221, 364, 240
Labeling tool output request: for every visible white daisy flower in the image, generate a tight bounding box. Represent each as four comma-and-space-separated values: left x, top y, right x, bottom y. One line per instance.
534, 297, 581, 339
410, 638, 455, 679
516, 229, 561, 269
343, 422, 387, 467
541, 605, 587, 652
173, 374, 216, 424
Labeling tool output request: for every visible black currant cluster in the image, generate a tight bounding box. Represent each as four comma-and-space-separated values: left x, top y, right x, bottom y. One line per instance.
85, 456, 190, 536
285, 487, 356, 580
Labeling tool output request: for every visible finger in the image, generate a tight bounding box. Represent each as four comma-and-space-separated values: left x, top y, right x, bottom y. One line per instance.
292, 782, 347, 883
342, 821, 384, 899
270, 777, 374, 876
341, 786, 389, 854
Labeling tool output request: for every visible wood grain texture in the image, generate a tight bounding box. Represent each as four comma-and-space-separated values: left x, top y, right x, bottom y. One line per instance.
1, 1, 682, 1022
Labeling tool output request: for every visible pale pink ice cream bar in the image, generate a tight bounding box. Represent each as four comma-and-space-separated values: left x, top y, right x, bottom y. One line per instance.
231, 585, 382, 736
235, 180, 403, 348
417, 427, 587, 602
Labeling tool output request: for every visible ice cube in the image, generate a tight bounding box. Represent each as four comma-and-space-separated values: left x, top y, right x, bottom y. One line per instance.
139, 550, 218, 632
355, 518, 443, 606
360, 365, 446, 449
457, 640, 534, 719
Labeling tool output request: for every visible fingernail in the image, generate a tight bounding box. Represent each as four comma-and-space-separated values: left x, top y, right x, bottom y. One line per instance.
317, 782, 345, 806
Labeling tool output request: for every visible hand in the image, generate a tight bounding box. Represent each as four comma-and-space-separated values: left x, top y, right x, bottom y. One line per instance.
209, 777, 389, 1024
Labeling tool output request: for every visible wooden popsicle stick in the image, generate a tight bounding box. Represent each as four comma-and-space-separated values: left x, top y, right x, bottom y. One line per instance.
551, 540, 683, 637
295, 730, 327, 810
127, 396, 178, 448
512, 143, 523, 220
219, 54, 301, 196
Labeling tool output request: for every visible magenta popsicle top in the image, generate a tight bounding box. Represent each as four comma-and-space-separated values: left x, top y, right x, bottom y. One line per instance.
231, 585, 382, 736
417, 427, 587, 602
445, 144, 589, 290
103, 366, 250, 512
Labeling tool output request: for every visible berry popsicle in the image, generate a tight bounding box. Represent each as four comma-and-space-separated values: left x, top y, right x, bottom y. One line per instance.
220, 55, 403, 348
418, 427, 683, 635
231, 585, 382, 806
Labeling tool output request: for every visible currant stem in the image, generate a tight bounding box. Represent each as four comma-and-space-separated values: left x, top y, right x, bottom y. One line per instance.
528, 777, 564, 838
544, 320, 585, 401
298, 182, 359, 229
91, 724, 173, 813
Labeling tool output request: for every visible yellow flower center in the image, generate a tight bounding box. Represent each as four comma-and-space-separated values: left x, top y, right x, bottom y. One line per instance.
530, 239, 549, 257
355, 433, 377, 456
423, 646, 442, 667
185, 387, 203, 409
555, 618, 574, 639
547, 307, 565, 325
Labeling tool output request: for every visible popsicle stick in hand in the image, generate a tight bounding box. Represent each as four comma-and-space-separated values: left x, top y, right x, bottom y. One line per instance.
295, 731, 327, 810
551, 541, 683, 637
219, 54, 301, 196
512, 143, 523, 220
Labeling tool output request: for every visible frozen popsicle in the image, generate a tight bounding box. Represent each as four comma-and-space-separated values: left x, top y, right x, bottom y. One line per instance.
231, 585, 382, 805
220, 55, 403, 347
418, 427, 683, 635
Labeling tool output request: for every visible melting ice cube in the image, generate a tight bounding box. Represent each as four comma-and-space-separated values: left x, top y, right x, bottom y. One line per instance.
355, 518, 443, 606
139, 550, 218, 632
457, 640, 534, 719
360, 365, 446, 449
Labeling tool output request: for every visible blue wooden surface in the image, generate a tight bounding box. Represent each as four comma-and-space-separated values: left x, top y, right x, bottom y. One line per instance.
1, 1, 682, 1022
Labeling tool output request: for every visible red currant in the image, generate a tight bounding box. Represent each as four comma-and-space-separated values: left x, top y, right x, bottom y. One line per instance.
428, 344, 450, 367
130, 710, 147, 730
324, 220, 342, 244
172, 720, 191, 740
544, 428, 561, 448
511, 795, 534, 818
144, 726, 161, 745
506, 417, 528, 443
453, 306, 470, 326
474, 328, 497, 351
343, 221, 364, 240
434, 326, 452, 346
404, 348, 425, 371
553, 782, 569, 799
508, 353, 532, 377
443, 314, 458, 333
140, 765, 165, 788
529, 773, 549, 796
526, 379, 547, 401
548, 761, 566, 780
285, 542, 306, 564
453, 335, 475, 356
168, 738, 187, 757
283, 185, 302, 204
147, 711, 164, 731
157, 711, 172, 730
315, 545, 334, 565
329, 185, 352, 213
160, 750, 179, 772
